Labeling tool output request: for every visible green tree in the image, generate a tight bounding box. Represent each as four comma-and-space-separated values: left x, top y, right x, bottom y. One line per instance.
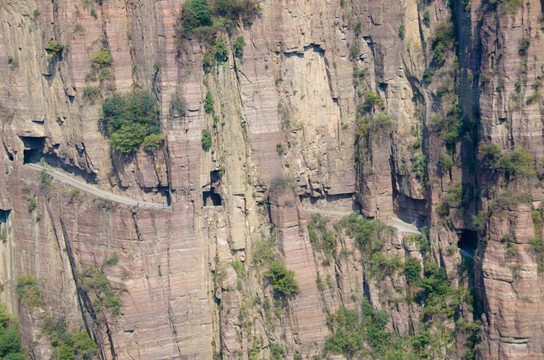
264, 261, 299, 296
102, 90, 163, 153
234, 36, 245, 58
204, 91, 214, 113
45, 40, 64, 56
201, 129, 212, 150
90, 48, 112, 70
0, 304, 27, 360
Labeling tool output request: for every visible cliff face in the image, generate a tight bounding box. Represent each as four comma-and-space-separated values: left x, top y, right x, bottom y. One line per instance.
0, 0, 543, 359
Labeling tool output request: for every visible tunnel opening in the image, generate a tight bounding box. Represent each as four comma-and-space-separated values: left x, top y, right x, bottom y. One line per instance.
0, 210, 10, 223
458, 230, 478, 258
20, 136, 46, 164
203, 191, 222, 207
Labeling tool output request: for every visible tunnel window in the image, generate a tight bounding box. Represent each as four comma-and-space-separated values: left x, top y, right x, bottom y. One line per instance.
203, 191, 222, 207
458, 230, 478, 258
20, 136, 45, 164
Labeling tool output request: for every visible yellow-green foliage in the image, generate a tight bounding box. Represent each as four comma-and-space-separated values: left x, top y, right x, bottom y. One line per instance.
17, 275, 42, 311
0, 304, 28, 359
78, 267, 121, 316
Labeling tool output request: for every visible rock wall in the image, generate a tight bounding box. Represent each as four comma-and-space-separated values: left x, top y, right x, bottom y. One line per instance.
0, 0, 542, 359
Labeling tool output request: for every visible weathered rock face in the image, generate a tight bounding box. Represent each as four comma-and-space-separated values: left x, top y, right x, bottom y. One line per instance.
0, 0, 543, 359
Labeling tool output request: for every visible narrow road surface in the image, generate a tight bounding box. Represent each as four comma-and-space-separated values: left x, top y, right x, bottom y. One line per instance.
459, 247, 475, 259
303, 208, 353, 217
25, 163, 166, 208
302, 208, 420, 234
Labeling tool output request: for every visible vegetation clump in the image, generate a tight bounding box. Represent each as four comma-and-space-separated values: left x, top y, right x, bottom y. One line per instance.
436, 183, 463, 218
479, 145, 536, 180
423, 67, 433, 83
45, 39, 64, 57
307, 214, 336, 264
102, 90, 164, 153
356, 113, 392, 138
357, 91, 384, 114
78, 267, 121, 316
264, 261, 299, 297
0, 304, 28, 360
40, 314, 98, 360
398, 24, 405, 39
17, 276, 42, 311
90, 48, 112, 70
431, 23, 454, 66
204, 91, 214, 113
337, 214, 401, 279
201, 129, 212, 150
233, 35, 245, 58
176, 0, 258, 42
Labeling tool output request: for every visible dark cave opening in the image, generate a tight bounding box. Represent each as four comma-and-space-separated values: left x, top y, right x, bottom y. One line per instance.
20, 136, 45, 164
458, 230, 478, 258
203, 191, 222, 207
0, 210, 10, 223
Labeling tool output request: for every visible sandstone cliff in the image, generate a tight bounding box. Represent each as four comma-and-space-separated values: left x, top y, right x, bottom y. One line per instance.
0, 0, 542, 359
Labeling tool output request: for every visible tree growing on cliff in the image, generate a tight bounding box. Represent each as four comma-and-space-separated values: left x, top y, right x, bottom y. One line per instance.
0, 304, 28, 360
264, 261, 299, 297
102, 90, 164, 153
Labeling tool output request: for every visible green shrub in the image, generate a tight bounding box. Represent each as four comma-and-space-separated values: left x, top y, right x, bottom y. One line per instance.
178, 0, 213, 35
325, 299, 391, 358
153, 62, 162, 72
78, 267, 120, 316
423, 10, 431, 27
423, 67, 433, 83
69, 188, 84, 203
103, 90, 163, 153
530, 237, 544, 272
33, 9, 41, 17
437, 183, 463, 217
45, 40, 64, 57
213, 35, 228, 62
405, 257, 421, 285
234, 35, 245, 58
176, 0, 257, 41
357, 112, 392, 138
431, 23, 454, 66
90, 48, 112, 70
264, 261, 299, 296
104, 252, 119, 267
142, 133, 166, 152
40, 314, 98, 360
526, 91, 542, 105
24, 195, 37, 212
83, 85, 100, 99
253, 235, 276, 265
398, 24, 405, 39
487, 147, 537, 179
269, 343, 285, 360
438, 152, 453, 171
204, 91, 214, 113
478, 143, 502, 169
17, 275, 42, 311
357, 91, 384, 114
349, 45, 360, 59
169, 94, 186, 117
0, 304, 27, 360
275, 143, 285, 154
231, 261, 246, 279
472, 211, 489, 231
489, 189, 531, 214
201, 129, 212, 150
